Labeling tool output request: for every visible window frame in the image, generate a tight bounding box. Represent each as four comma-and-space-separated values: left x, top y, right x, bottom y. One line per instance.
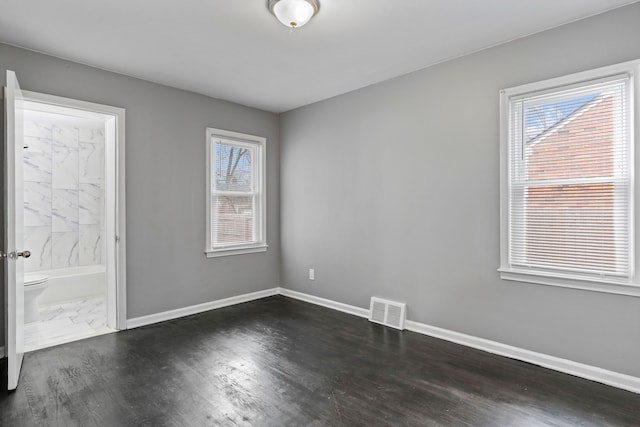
205, 127, 267, 258
499, 59, 640, 297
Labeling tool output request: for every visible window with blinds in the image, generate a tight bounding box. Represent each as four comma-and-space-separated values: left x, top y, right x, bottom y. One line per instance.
500, 63, 638, 288
205, 128, 266, 257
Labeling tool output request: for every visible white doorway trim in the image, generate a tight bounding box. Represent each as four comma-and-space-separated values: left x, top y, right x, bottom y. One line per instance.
21, 90, 127, 330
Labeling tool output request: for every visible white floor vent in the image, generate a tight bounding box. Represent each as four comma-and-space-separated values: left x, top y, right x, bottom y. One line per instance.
369, 297, 406, 330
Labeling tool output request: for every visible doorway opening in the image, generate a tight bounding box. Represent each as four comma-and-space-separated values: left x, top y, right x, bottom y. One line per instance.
20, 93, 126, 351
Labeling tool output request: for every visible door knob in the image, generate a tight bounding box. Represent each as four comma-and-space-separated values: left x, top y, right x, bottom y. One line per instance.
4, 250, 31, 259
17, 250, 31, 258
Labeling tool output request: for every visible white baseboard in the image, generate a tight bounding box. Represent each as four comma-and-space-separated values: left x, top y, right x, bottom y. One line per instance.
279, 287, 370, 318
126, 287, 279, 329
120, 285, 640, 395
404, 320, 640, 395
279, 288, 640, 395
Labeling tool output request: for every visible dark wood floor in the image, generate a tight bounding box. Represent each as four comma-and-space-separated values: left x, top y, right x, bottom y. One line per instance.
1, 295, 639, 426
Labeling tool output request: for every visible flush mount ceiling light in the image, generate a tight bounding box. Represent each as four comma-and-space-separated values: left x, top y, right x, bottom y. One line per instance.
268, 0, 320, 29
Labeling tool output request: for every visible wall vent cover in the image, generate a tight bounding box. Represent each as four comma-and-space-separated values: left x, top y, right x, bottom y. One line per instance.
369, 297, 406, 330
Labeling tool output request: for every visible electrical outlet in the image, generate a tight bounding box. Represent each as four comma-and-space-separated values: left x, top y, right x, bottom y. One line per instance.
309, 268, 315, 280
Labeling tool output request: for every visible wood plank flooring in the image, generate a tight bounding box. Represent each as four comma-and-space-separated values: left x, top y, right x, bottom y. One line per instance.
1, 295, 639, 426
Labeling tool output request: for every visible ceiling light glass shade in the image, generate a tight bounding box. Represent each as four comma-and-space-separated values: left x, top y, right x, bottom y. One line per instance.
268, 0, 320, 28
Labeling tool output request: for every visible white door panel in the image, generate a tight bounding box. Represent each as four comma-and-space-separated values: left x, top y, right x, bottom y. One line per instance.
5, 70, 26, 391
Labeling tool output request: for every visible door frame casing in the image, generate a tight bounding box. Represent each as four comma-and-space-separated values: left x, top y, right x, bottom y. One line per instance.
21, 90, 127, 330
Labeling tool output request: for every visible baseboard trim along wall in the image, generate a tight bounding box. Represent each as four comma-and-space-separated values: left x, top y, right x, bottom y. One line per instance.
124, 286, 640, 395
279, 288, 640, 395
403, 320, 640, 395
126, 288, 280, 329
279, 287, 370, 318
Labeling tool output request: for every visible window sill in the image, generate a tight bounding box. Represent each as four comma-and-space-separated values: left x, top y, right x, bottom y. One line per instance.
205, 244, 268, 258
498, 267, 640, 297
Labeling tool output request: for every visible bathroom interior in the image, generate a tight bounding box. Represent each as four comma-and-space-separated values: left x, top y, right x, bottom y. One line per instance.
22, 101, 114, 351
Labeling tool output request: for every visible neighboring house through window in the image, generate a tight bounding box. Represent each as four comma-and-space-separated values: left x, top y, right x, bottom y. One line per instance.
205, 127, 267, 257
499, 60, 640, 295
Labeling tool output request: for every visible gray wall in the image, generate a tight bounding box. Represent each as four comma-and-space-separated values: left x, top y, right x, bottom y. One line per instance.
280, 3, 640, 377
1, 42, 281, 340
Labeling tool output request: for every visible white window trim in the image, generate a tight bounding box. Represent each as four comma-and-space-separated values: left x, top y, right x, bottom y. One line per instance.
499, 59, 640, 297
205, 127, 267, 258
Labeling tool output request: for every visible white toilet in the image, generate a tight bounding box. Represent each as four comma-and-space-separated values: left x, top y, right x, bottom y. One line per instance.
24, 273, 49, 323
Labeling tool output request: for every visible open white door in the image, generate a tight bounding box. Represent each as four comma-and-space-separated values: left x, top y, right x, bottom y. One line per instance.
4, 70, 27, 391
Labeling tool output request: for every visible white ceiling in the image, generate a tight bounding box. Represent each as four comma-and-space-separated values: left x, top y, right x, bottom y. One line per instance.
1, 0, 637, 113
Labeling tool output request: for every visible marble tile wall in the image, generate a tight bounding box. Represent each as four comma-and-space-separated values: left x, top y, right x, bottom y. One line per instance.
23, 120, 105, 273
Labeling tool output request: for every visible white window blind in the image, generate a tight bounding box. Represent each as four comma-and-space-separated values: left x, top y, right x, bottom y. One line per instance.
206, 128, 266, 257
507, 75, 631, 279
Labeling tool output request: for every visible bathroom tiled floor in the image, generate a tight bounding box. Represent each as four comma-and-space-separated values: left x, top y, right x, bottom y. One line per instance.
24, 296, 115, 352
